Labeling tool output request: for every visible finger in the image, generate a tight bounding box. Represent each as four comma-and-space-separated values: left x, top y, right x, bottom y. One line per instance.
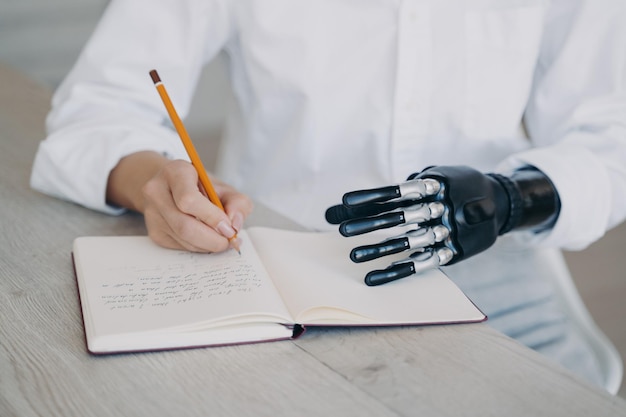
167, 168, 246, 253
214, 180, 254, 232
350, 226, 450, 263
350, 237, 410, 263
165, 165, 237, 242
364, 247, 454, 286
145, 205, 225, 252
342, 178, 442, 207
144, 183, 231, 253
167, 211, 231, 252
146, 218, 213, 252
365, 262, 416, 286
341, 201, 447, 236
339, 211, 406, 236
326, 203, 390, 225
142, 163, 232, 252
343, 185, 402, 206
325, 198, 424, 224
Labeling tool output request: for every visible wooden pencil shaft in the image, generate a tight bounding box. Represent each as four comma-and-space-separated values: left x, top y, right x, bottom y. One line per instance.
150, 69, 239, 254
150, 71, 224, 210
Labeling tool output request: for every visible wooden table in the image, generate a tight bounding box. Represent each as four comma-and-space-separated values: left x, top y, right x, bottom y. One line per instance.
1, 62, 625, 416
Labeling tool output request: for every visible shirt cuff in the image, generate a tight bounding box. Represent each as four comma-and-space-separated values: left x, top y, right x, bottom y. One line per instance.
498, 142, 611, 250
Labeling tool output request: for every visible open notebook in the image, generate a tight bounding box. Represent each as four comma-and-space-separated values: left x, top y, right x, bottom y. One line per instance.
72, 227, 486, 354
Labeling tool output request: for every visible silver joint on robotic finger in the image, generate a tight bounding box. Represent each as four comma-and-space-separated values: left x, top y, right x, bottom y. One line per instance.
405, 225, 450, 249
434, 247, 454, 266
403, 202, 445, 224
398, 178, 441, 199
392, 246, 454, 275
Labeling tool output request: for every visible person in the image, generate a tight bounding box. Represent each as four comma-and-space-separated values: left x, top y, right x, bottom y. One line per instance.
31, 0, 626, 388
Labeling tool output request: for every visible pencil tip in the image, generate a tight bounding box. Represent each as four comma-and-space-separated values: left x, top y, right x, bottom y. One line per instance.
229, 236, 242, 255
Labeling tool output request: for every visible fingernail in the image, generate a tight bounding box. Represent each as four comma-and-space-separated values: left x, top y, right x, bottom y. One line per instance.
216, 220, 236, 239
231, 212, 244, 232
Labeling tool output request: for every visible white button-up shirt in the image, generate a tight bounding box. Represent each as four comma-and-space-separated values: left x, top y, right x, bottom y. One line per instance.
32, 0, 626, 251
30, 0, 626, 385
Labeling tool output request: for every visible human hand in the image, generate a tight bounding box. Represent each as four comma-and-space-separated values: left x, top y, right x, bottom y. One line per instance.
326, 166, 518, 286
141, 159, 253, 252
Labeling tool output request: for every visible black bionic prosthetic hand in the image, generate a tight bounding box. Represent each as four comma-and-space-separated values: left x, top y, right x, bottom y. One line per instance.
325, 165, 560, 286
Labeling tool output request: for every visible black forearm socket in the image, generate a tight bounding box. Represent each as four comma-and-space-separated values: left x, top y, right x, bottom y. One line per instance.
490, 167, 561, 234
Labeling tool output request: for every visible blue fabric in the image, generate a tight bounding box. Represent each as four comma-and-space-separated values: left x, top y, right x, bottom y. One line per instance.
443, 235, 604, 388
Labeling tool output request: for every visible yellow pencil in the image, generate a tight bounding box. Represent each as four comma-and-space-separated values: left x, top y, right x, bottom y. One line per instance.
149, 69, 240, 253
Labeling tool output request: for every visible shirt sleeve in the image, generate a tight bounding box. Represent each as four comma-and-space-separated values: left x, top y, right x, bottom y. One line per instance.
500, 0, 626, 250
30, 0, 233, 214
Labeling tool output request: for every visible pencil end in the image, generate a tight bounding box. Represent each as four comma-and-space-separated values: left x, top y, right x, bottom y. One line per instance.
149, 69, 161, 84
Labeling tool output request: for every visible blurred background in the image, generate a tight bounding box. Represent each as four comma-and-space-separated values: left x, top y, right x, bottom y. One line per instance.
0, 0, 233, 166
1, 0, 625, 397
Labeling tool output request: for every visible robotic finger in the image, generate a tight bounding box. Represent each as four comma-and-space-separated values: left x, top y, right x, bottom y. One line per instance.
325, 178, 442, 225
339, 202, 445, 236
325, 197, 424, 225
364, 248, 455, 286
342, 178, 442, 206
350, 225, 450, 263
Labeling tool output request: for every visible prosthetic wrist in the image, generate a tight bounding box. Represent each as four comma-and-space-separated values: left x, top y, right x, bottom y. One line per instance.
489, 166, 560, 234
325, 165, 561, 286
